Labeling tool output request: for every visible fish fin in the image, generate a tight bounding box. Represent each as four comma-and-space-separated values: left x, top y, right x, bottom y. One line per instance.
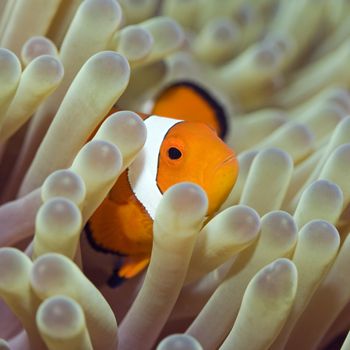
107, 256, 149, 287
87, 188, 152, 256
118, 256, 150, 279
107, 258, 126, 287
85, 219, 126, 256
151, 81, 228, 139
108, 274, 126, 288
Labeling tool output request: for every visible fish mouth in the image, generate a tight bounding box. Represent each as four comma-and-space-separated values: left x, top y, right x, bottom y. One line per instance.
205, 154, 237, 180
204, 154, 238, 216
212, 154, 237, 172
221, 154, 236, 165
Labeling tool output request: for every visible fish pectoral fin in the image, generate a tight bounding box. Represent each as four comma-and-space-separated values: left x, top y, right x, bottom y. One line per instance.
118, 256, 150, 279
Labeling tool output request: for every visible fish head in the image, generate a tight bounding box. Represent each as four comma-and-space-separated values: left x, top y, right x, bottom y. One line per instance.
157, 121, 238, 216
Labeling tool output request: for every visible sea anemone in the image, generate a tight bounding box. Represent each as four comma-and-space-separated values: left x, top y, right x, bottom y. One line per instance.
1, 0, 350, 349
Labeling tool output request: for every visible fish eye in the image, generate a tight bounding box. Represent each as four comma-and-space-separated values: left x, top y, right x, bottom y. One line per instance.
168, 147, 182, 160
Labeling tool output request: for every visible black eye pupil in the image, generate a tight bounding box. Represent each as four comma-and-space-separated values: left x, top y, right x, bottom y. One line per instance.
168, 147, 182, 160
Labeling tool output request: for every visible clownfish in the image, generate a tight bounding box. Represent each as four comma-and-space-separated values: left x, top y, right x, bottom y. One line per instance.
86, 82, 238, 287
147, 81, 228, 139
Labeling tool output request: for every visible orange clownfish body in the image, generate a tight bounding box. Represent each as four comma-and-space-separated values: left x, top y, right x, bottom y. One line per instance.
149, 81, 228, 139
86, 82, 238, 287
